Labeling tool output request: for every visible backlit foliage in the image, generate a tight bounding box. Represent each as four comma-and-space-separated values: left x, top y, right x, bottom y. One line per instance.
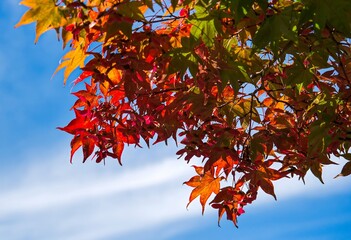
17, 0, 351, 226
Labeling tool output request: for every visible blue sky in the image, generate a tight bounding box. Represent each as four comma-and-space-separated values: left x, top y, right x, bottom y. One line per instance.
1, 1, 351, 239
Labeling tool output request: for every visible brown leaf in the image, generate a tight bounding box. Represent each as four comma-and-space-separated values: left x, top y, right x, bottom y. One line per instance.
335, 162, 351, 178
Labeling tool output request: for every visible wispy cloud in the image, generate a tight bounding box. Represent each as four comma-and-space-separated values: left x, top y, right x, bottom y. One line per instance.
1, 144, 350, 240
0, 147, 201, 240
2, 1, 351, 239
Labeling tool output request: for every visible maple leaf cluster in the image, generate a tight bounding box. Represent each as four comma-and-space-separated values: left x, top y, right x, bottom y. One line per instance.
17, 0, 351, 226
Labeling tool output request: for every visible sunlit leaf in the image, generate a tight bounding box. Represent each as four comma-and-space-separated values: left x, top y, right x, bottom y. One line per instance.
185, 168, 222, 214
18, 0, 351, 228
54, 45, 86, 84
16, 0, 68, 43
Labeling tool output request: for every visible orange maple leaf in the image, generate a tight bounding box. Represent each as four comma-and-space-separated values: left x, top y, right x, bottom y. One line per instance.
184, 166, 222, 214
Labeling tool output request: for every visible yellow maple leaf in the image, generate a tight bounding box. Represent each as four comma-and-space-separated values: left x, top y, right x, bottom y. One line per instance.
54, 44, 86, 84
15, 0, 67, 43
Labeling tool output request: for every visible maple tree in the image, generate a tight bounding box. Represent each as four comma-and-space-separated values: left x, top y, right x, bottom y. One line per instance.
17, 0, 351, 226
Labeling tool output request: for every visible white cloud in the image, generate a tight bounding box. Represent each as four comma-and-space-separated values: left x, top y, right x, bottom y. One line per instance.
0, 147, 200, 240
1, 144, 350, 240
2, 1, 350, 238
1, 158, 187, 216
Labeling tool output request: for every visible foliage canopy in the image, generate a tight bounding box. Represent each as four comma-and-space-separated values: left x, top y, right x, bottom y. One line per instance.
17, 0, 351, 226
